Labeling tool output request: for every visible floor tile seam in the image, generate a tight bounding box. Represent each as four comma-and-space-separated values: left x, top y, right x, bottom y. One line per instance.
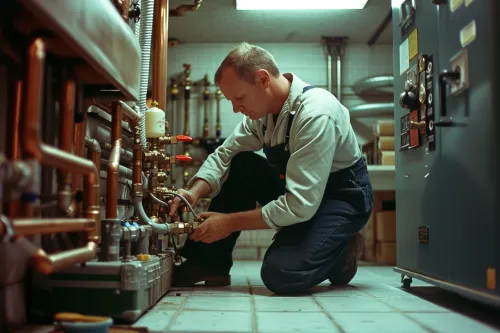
165, 291, 190, 331
249, 285, 258, 333
311, 295, 346, 333
397, 311, 441, 333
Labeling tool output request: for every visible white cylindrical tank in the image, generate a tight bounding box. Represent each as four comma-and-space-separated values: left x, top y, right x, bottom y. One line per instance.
145, 101, 165, 138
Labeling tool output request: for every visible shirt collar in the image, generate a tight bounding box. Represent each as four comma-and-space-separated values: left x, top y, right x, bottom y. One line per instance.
258, 72, 306, 126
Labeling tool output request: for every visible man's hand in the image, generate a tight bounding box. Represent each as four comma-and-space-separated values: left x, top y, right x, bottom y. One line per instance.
168, 188, 198, 217
168, 179, 212, 217
189, 212, 235, 243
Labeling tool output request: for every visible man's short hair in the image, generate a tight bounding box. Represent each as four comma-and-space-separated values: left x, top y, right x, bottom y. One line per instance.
214, 42, 280, 85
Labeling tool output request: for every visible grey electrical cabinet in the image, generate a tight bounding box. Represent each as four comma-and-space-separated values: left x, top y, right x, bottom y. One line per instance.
392, 0, 500, 307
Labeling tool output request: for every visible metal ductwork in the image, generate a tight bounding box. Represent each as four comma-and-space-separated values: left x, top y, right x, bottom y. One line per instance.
352, 75, 394, 96
349, 103, 394, 119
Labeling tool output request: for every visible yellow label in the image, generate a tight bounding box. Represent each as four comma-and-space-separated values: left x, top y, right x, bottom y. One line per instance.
460, 20, 477, 48
450, 0, 464, 12
487, 268, 496, 289
465, 0, 473, 7
409, 29, 418, 62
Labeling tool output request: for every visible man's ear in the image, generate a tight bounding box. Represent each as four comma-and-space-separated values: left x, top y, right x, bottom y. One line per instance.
255, 69, 270, 88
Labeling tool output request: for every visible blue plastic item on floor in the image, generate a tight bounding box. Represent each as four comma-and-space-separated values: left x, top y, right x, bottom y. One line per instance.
54, 317, 113, 333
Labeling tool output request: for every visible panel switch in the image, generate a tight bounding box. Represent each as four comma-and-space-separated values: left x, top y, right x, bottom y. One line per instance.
450, 49, 469, 95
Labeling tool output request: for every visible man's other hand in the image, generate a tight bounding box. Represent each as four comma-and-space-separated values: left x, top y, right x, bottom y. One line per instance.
168, 188, 199, 217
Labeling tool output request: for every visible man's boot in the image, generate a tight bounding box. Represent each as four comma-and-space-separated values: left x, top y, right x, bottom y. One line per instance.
172, 261, 231, 287
328, 233, 363, 286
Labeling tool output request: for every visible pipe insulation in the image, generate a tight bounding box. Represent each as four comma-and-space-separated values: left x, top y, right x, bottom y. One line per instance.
138, 0, 155, 149
352, 75, 394, 96
349, 103, 394, 119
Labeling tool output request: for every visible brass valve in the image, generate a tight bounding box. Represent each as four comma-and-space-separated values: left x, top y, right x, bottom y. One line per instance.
155, 186, 178, 202
143, 150, 163, 163
410, 120, 426, 131
170, 155, 192, 165
159, 135, 193, 145
169, 221, 203, 235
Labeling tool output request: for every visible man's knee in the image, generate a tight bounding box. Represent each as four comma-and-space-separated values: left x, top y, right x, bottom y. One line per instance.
260, 259, 311, 295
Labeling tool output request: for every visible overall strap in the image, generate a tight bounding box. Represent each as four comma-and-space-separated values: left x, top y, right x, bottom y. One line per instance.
285, 85, 316, 145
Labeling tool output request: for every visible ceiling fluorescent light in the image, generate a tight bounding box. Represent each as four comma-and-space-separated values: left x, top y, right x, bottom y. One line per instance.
236, 0, 369, 10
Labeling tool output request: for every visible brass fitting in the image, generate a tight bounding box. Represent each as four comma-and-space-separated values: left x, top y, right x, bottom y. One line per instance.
169, 221, 202, 235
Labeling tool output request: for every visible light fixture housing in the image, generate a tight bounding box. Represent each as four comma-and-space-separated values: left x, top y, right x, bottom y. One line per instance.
236, 0, 369, 10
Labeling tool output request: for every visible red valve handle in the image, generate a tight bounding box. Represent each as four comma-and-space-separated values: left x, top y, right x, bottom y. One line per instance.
176, 135, 193, 142
176, 155, 192, 162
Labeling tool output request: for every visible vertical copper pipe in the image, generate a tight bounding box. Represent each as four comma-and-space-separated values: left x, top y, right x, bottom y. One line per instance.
58, 79, 76, 214
10, 80, 23, 160
5, 80, 23, 217
106, 103, 122, 219
22, 38, 45, 161
183, 64, 191, 137
152, 0, 169, 110
203, 76, 209, 138
22, 37, 100, 243
132, 125, 142, 186
72, 106, 87, 194
215, 88, 222, 138
19, 38, 100, 273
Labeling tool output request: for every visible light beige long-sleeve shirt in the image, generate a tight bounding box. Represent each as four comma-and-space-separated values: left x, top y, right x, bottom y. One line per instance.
187, 73, 362, 229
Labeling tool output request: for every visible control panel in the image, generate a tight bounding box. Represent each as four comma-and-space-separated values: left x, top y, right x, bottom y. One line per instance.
399, 53, 436, 151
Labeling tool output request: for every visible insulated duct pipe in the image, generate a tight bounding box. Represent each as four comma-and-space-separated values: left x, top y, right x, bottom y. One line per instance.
349, 103, 394, 119
352, 75, 394, 96
138, 0, 155, 149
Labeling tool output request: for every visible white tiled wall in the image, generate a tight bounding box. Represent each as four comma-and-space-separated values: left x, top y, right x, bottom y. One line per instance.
165, 42, 393, 141
165, 42, 394, 258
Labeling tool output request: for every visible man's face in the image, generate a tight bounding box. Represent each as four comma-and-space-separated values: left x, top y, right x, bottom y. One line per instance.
218, 67, 271, 121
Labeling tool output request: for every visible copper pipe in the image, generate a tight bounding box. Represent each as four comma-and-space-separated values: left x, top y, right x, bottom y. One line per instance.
183, 64, 191, 137
215, 88, 222, 138
85, 137, 101, 172
132, 124, 143, 193
5, 80, 23, 217
10, 80, 23, 160
72, 106, 87, 196
40, 144, 100, 238
94, 102, 111, 113
22, 38, 45, 160
170, 0, 202, 16
106, 103, 122, 219
203, 75, 210, 138
100, 141, 133, 164
58, 79, 76, 215
22, 38, 100, 244
118, 101, 140, 124
95, 101, 140, 125
31, 241, 98, 275
11, 218, 95, 236
152, 0, 169, 110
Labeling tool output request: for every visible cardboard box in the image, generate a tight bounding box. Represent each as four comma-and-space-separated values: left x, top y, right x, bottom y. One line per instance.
376, 211, 396, 242
375, 121, 395, 136
376, 242, 396, 265
379, 151, 395, 165
377, 136, 395, 151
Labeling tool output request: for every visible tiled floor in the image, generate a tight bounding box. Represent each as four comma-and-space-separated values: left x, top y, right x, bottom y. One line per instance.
133, 261, 500, 333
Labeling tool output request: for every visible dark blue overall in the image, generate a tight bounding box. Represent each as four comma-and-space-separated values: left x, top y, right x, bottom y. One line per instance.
181, 86, 373, 294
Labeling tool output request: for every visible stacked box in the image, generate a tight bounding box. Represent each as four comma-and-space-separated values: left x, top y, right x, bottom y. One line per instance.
374, 120, 395, 165
360, 191, 396, 265
375, 211, 396, 265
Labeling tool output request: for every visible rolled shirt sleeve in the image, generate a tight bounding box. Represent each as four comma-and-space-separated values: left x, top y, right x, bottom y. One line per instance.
187, 116, 263, 197
261, 114, 338, 229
